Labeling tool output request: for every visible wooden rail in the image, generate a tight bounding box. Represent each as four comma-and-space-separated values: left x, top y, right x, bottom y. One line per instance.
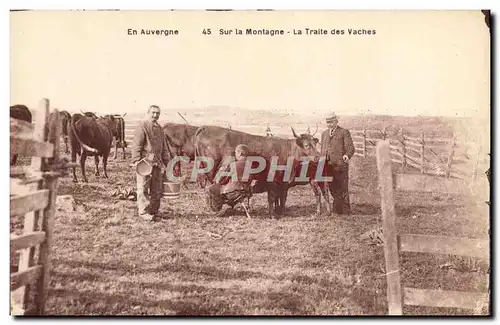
350, 128, 489, 183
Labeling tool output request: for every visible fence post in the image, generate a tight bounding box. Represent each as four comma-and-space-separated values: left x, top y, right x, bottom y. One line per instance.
15, 99, 49, 313
445, 133, 456, 178
471, 145, 481, 186
362, 128, 367, 158
33, 99, 59, 315
382, 127, 387, 140
420, 130, 425, 174
376, 140, 403, 315
400, 128, 406, 170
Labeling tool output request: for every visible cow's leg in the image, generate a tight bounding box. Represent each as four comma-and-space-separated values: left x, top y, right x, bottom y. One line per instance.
321, 184, 332, 215
94, 156, 100, 176
103, 153, 109, 178
122, 142, 126, 160
311, 182, 321, 216
196, 174, 206, 189
72, 164, 78, 183
195, 159, 210, 189
80, 151, 88, 183
64, 136, 70, 154
278, 184, 288, 216
247, 196, 252, 213
268, 191, 276, 219
113, 139, 118, 160
71, 148, 78, 183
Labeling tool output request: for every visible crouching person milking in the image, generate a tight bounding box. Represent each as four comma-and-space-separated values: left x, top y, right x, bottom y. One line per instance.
207, 144, 256, 217
131, 105, 172, 222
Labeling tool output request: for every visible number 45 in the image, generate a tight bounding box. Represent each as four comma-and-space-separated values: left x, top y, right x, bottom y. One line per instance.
202, 28, 211, 35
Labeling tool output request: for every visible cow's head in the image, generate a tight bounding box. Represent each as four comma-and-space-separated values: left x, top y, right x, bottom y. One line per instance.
80, 110, 98, 119
111, 113, 127, 142
163, 124, 197, 160
291, 126, 320, 157
98, 114, 120, 133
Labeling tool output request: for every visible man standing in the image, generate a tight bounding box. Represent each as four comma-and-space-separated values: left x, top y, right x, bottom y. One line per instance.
131, 105, 171, 221
320, 112, 355, 215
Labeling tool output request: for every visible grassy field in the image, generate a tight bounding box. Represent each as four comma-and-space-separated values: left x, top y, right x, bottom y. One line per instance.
11, 147, 489, 316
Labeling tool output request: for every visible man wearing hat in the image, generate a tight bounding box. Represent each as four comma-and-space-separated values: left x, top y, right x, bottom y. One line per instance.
131, 105, 172, 221
207, 144, 255, 216
320, 112, 355, 215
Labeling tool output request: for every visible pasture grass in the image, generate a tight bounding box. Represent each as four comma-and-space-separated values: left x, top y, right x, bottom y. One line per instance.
12, 152, 490, 316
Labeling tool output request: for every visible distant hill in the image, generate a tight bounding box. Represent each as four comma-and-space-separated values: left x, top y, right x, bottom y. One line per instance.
26, 104, 487, 146
160, 105, 304, 127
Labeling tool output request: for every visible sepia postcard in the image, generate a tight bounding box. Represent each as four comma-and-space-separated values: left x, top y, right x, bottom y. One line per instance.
9, 9, 491, 316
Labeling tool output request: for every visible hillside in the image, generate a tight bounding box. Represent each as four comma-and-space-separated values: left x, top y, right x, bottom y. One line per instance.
26, 105, 488, 146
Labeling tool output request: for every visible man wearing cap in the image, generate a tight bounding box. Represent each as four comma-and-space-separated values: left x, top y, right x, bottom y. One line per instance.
131, 105, 172, 221
207, 144, 255, 215
320, 112, 355, 215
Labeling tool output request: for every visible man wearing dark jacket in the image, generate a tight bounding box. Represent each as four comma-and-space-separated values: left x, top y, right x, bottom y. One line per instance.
131, 105, 171, 221
320, 112, 355, 215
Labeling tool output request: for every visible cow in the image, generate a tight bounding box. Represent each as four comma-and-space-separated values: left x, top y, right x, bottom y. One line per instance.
111, 113, 127, 160
59, 110, 72, 154
10, 104, 32, 165
286, 127, 332, 216
69, 113, 117, 183
193, 125, 323, 217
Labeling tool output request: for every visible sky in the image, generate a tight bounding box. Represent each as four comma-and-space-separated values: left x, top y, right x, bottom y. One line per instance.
10, 10, 490, 120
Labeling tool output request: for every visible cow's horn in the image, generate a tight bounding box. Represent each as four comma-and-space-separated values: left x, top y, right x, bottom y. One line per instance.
291, 127, 300, 139
80, 109, 85, 114
122, 112, 127, 117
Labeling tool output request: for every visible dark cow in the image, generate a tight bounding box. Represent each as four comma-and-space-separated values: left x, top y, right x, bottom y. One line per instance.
111, 113, 127, 160
10, 104, 32, 165
59, 110, 72, 154
193, 125, 323, 217
69, 113, 117, 183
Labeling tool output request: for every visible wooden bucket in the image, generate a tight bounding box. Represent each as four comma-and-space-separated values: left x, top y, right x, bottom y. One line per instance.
162, 181, 180, 198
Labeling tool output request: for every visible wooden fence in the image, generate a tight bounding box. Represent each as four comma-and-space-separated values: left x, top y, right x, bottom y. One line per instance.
376, 140, 490, 315
350, 128, 489, 182
10, 99, 75, 315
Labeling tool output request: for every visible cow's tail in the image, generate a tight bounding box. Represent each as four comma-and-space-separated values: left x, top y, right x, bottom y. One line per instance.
62, 117, 69, 138
194, 126, 207, 158
69, 116, 81, 163
70, 115, 99, 154
120, 118, 127, 148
